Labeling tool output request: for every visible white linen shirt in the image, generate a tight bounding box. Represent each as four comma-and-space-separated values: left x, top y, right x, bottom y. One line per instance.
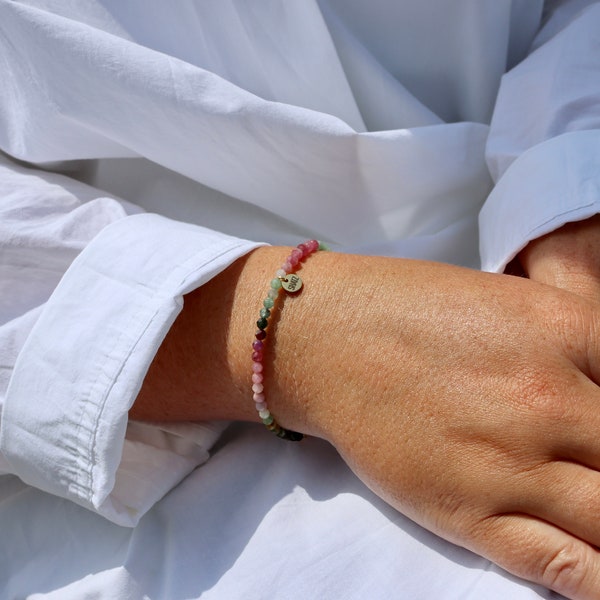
1, 1, 600, 598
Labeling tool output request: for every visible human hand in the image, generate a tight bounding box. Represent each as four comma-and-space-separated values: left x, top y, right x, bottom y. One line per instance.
136, 248, 600, 599
518, 214, 600, 302
267, 254, 600, 600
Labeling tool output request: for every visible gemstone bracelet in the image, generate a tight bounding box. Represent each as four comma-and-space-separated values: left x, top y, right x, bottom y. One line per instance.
251, 240, 327, 441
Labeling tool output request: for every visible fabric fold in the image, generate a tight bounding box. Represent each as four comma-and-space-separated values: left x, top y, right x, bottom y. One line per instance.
480, 130, 600, 272
1, 213, 261, 525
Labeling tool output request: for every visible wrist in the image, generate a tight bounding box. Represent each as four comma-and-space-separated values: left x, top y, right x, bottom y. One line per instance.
133, 245, 412, 448
257, 250, 413, 444
229, 245, 341, 438
133, 244, 339, 429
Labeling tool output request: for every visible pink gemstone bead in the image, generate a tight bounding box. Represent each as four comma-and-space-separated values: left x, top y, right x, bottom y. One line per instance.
255, 401, 268, 412
290, 248, 302, 265
252, 362, 263, 373
252, 340, 264, 351
252, 382, 264, 393
297, 243, 309, 257
253, 392, 265, 403
252, 373, 263, 384
306, 239, 319, 253
282, 261, 292, 272
251, 350, 263, 361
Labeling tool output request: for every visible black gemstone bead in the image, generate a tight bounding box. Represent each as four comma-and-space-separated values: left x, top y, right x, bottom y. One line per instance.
257, 317, 268, 330
277, 429, 304, 442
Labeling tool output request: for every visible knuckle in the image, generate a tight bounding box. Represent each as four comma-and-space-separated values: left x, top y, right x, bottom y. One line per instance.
539, 541, 589, 594
511, 364, 571, 421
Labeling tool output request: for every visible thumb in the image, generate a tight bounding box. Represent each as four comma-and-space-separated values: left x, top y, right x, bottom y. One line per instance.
518, 218, 600, 304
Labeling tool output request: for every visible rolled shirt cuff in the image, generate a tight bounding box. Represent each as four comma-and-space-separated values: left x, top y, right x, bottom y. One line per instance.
480, 130, 600, 272
0, 213, 262, 526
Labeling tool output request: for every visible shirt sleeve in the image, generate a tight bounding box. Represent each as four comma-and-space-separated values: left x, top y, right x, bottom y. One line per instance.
0, 208, 262, 526
480, 1, 600, 272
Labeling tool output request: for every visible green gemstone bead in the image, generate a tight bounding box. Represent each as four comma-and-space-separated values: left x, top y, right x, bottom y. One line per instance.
263, 297, 274, 309
262, 415, 274, 425
318, 241, 329, 251
270, 278, 282, 290
257, 317, 268, 330
259, 308, 271, 318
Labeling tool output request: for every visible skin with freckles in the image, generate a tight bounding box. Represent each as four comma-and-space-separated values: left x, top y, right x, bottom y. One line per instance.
519, 214, 600, 303
133, 218, 600, 600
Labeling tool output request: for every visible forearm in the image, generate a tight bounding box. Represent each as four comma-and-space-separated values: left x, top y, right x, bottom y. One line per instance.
132, 246, 262, 424
132, 245, 355, 433
133, 246, 414, 440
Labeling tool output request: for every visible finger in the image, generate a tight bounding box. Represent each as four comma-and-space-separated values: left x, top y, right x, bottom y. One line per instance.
519, 219, 600, 304
532, 266, 600, 304
477, 374, 600, 548
472, 513, 600, 599
559, 374, 600, 467
510, 460, 600, 549
538, 372, 600, 469
524, 250, 600, 303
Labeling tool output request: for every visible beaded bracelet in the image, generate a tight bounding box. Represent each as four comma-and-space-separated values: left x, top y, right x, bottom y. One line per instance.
251, 239, 328, 441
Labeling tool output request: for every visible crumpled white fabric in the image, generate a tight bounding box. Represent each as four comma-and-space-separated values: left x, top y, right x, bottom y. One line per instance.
1, 0, 600, 598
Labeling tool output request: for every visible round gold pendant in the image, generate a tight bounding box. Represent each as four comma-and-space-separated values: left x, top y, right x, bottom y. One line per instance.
281, 273, 302, 293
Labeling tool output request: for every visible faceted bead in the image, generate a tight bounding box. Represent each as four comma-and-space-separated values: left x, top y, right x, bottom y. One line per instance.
289, 249, 302, 266
252, 362, 263, 373
252, 382, 264, 394
255, 329, 266, 340
306, 239, 319, 253
257, 317, 268, 330
253, 392, 265, 402
297, 243, 309, 257
282, 261, 293, 272
280, 429, 304, 442
270, 278, 282, 290
259, 307, 271, 318
251, 350, 263, 361
251, 372, 263, 384
252, 340, 264, 351
258, 409, 271, 419
263, 297, 274, 309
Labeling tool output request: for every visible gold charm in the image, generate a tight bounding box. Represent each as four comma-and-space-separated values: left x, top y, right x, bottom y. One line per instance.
281, 273, 302, 293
